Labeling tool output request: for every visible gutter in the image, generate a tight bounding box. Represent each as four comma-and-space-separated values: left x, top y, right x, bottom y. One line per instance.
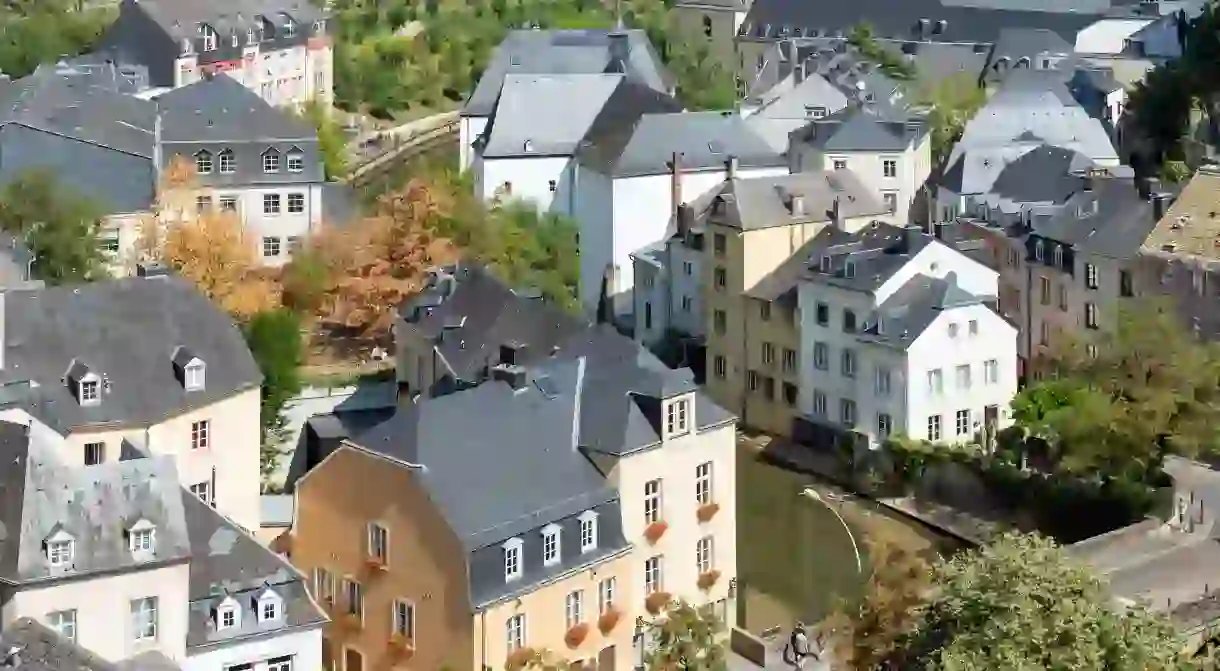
185, 619, 327, 653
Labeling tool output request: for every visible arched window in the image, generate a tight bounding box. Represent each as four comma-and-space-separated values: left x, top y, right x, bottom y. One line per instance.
703, 15, 713, 38
195, 150, 213, 175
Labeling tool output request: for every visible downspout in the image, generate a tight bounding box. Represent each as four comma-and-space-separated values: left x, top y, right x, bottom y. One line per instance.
668, 152, 683, 339
1024, 250, 1033, 380
480, 609, 487, 671
740, 234, 749, 428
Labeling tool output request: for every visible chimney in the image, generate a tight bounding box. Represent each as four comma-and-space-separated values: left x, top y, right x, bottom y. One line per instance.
901, 223, 924, 253
1153, 193, 1167, 222
676, 203, 693, 238
608, 30, 629, 70
1082, 174, 1094, 192
726, 155, 739, 179
669, 151, 683, 224
491, 363, 529, 390
152, 103, 163, 183
790, 194, 806, 216
830, 196, 841, 227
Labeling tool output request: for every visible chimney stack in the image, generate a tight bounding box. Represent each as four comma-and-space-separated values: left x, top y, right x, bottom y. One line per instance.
830, 196, 841, 227
669, 151, 683, 226
608, 30, 629, 71
676, 203, 693, 238
1153, 193, 1167, 222
726, 155, 739, 179
901, 223, 923, 253
790, 194, 806, 216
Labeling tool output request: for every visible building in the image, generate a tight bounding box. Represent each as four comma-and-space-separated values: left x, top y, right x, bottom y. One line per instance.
794, 222, 1017, 449
153, 74, 331, 267
0, 617, 180, 670
472, 73, 682, 214
97, 0, 333, 108
393, 263, 589, 401
696, 170, 893, 435
0, 277, 263, 530
459, 29, 674, 173
788, 104, 932, 225
0, 421, 325, 668
574, 112, 787, 320
291, 326, 738, 671
670, 0, 750, 66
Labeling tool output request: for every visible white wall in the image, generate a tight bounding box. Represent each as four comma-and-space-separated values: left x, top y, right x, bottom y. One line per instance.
1075, 18, 1155, 55
4, 564, 191, 663
226, 183, 327, 267
822, 137, 929, 225
478, 155, 575, 215
174, 42, 334, 108
633, 257, 667, 345
184, 625, 322, 671
875, 241, 998, 303
459, 116, 489, 173
668, 242, 705, 338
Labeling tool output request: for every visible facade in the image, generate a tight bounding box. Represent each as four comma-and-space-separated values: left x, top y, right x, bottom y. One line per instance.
698, 170, 893, 436
292, 326, 738, 671
0, 277, 263, 530
459, 29, 674, 173
0, 421, 325, 668
794, 223, 1017, 449
98, 0, 333, 108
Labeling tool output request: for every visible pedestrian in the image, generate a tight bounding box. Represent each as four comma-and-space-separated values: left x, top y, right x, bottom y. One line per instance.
785, 623, 811, 668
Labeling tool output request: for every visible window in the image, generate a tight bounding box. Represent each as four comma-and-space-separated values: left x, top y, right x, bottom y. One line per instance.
200, 24, 217, 51
875, 367, 891, 396
503, 539, 522, 581
262, 236, 282, 258
968, 320, 978, 336
782, 348, 797, 373
845, 261, 857, 278
1085, 263, 1098, 289
393, 600, 415, 640
644, 556, 663, 594
219, 195, 238, 211
1086, 343, 1099, 359
312, 568, 334, 602
263, 151, 281, 173
542, 525, 560, 566
841, 349, 856, 378
185, 362, 205, 391
956, 409, 971, 436
714, 267, 726, 289
696, 536, 714, 574
599, 578, 616, 614
1039, 276, 1050, 305
783, 382, 798, 406
1120, 270, 1134, 297
506, 613, 526, 651
683, 261, 693, 276
579, 511, 598, 553
80, 379, 99, 403
287, 193, 305, 213
1052, 245, 1063, 268
696, 462, 713, 506
264, 193, 282, 215
1034, 240, 1045, 261
343, 579, 363, 617
1085, 303, 1098, 329
129, 527, 154, 554
100, 236, 120, 254
812, 390, 827, 416
219, 604, 237, 630
196, 151, 213, 174
1040, 320, 1050, 345
713, 310, 727, 335
815, 302, 830, 326
267, 657, 292, 671
681, 295, 692, 313
927, 369, 943, 394
191, 420, 209, 449
927, 415, 942, 441
843, 309, 857, 333
883, 159, 898, 178
956, 364, 971, 390
565, 590, 584, 629
713, 355, 726, 379
760, 301, 772, 321
877, 413, 892, 438
703, 14, 713, 37
984, 359, 999, 384
1058, 284, 1068, 311
47, 610, 76, 642
644, 479, 662, 524
219, 150, 236, 174
713, 233, 726, 256
84, 442, 104, 466
833, 159, 847, 170
367, 523, 388, 563
131, 597, 157, 641
762, 342, 775, 365
948, 322, 959, 339
47, 538, 73, 566
883, 192, 898, 213
813, 342, 829, 370
666, 399, 690, 436
190, 481, 212, 505
287, 151, 304, 173
840, 398, 856, 426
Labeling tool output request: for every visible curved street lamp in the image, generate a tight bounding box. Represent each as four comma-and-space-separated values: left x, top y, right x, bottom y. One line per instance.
799, 487, 863, 575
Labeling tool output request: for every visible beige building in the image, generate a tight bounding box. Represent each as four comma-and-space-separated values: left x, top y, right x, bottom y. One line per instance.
291, 326, 738, 671
0, 277, 263, 530
699, 170, 892, 435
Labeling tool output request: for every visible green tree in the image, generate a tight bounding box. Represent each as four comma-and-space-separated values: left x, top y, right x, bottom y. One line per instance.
643, 599, 728, 670
292, 100, 348, 180
831, 538, 932, 670
0, 170, 106, 284
917, 72, 988, 166
843, 532, 1194, 669
1128, 60, 1195, 163
847, 23, 916, 81
0, 1, 113, 79
243, 309, 304, 490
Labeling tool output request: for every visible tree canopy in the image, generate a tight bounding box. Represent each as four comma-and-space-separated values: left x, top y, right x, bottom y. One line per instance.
0, 170, 107, 284
917, 72, 987, 167
0, 0, 113, 79
243, 309, 304, 489
838, 532, 1197, 670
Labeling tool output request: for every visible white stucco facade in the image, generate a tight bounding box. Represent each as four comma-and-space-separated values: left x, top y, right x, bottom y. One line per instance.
799, 134, 932, 226
184, 625, 323, 671
632, 237, 705, 346
174, 40, 334, 109
459, 115, 490, 173
476, 155, 577, 215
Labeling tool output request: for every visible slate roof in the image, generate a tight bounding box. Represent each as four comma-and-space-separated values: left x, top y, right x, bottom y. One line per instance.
181, 490, 325, 650
711, 169, 888, 231
285, 406, 396, 491
860, 272, 992, 348
988, 144, 1092, 204
1033, 177, 1159, 259
1141, 167, 1220, 259
800, 221, 940, 292
0, 277, 262, 433
155, 75, 317, 144
739, 0, 1108, 44
791, 104, 928, 155
0, 618, 121, 671
0, 421, 191, 584
578, 110, 786, 178
464, 29, 672, 117
397, 264, 589, 388
127, 0, 325, 36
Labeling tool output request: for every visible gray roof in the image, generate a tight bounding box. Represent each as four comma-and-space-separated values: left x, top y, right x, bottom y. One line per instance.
746, 40, 901, 115
181, 490, 325, 650
0, 618, 121, 671
861, 272, 991, 348
479, 74, 630, 158
397, 264, 589, 388
155, 75, 317, 144
711, 169, 888, 231
1031, 177, 1159, 259
792, 104, 928, 154
285, 406, 396, 492
910, 42, 991, 83
1, 277, 262, 432
987, 144, 1093, 204
125, 0, 325, 38
464, 29, 672, 117
578, 110, 785, 178
800, 221, 941, 293
0, 421, 191, 584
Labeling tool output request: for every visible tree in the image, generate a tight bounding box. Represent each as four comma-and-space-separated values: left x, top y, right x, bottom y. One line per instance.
831, 538, 932, 670
0, 170, 107, 284
841, 532, 1194, 669
643, 599, 728, 670
847, 24, 916, 82
0, 1, 113, 79
917, 72, 988, 167
1127, 61, 1196, 163
292, 100, 348, 180
243, 309, 304, 490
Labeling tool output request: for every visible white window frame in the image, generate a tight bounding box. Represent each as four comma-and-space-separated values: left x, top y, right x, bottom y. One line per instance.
287, 192, 306, 214
644, 479, 662, 525
695, 462, 713, 506
503, 538, 523, 581
877, 413, 892, 438
131, 597, 158, 641
217, 601, 238, 630
190, 480, 212, 505
644, 555, 663, 594
393, 598, 415, 640
191, 420, 210, 449
80, 379, 99, 404
219, 150, 236, 174
984, 359, 999, 384
927, 415, 942, 441
195, 150, 213, 175
263, 151, 281, 173
367, 522, 388, 563
956, 409, 971, 436
47, 609, 76, 642
696, 536, 715, 576
1085, 262, 1099, 289
263, 236, 282, 257
312, 567, 334, 602
882, 158, 898, 178
267, 657, 292, 671
84, 441, 105, 466
541, 524, 561, 567
47, 538, 74, 566
578, 511, 598, 553
129, 526, 155, 554
184, 362, 205, 391
598, 577, 616, 614
875, 367, 891, 396
343, 578, 363, 618
287, 152, 305, 173
506, 613, 526, 651
263, 193, 282, 215
565, 590, 584, 629
665, 398, 690, 437
259, 592, 281, 622
927, 369, 943, 394
956, 364, 971, 390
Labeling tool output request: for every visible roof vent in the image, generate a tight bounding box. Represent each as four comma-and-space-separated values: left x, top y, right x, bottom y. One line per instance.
522, 139, 534, 152
1162, 242, 1177, 252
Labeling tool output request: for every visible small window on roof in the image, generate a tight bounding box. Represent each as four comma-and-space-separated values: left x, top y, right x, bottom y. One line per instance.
127, 519, 156, 555
215, 596, 241, 631
257, 588, 283, 622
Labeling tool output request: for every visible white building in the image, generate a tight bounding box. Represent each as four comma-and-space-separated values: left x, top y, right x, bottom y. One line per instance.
795, 222, 1018, 449
631, 221, 706, 347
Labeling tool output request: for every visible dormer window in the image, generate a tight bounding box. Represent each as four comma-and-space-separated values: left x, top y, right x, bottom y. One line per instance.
665, 397, 690, 438
258, 588, 283, 622
247, 27, 257, 45
185, 362, 205, 390
219, 149, 236, 174
281, 13, 296, 38
578, 511, 598, 553
287, 149, 305, 173
181, 38, 193, 55
845, 261, 857, 279
45, 530, 75, 567
231, 31, 240, 47
1034, 239, 1045, 261
1052, 245, 1063, 268
173, 347, 206, 392
263, 149, 281, 173
128, 519, 156, 555
820, 255, 831, 272
541, 524, 561, 567
67, 360, 101, 407
195, 150, 213, 175
199, 23, 218, 52
215, 596, 240, 631
80, 379, 99, 404
503, 538, 523, 582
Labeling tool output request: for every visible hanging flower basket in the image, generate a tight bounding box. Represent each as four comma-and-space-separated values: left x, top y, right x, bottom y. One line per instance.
505, 647, 537, 670
697, 570, 722, 591
645, 591, 672, 615
388, 632, 415, 657
696, 502, 720, 523
597, 609, 621, 634
644, 521, 668, 544
565, 622, 590, 648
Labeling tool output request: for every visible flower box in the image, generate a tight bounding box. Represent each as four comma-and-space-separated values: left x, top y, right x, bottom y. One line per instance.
645, 591, 672, 615
364, 555, 387, 571
697, 570, 722, 591
506, 647, 537, 670
340, 612, 363, 629
388, 632, 415, 657
565, 622, 590, 648
696, 502, 720, 523
643, 521, 668, 544
597, 609, 621, 634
